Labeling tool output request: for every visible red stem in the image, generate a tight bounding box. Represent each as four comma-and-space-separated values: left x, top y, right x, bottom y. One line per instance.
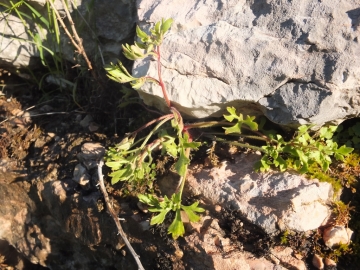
156, 46, 171, 108
130, 113, 174, 136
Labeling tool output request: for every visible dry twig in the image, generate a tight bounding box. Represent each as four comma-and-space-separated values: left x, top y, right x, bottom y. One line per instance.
97, 160, 145, 270
47, 0, 93, 70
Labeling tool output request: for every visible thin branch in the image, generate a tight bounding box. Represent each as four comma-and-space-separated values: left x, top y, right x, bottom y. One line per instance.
97, 161, 145, 270
130, 113, 174, 136
47, 0, 93, 70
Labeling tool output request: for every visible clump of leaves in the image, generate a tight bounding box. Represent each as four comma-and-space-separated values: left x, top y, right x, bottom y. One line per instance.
254, 125, 354, 173
280, 230, 290, 245
333, 122, 360, 149
138, 193, 204, 239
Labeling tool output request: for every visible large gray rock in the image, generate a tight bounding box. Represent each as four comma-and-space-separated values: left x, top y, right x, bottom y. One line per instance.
0, 0, 136, 69
135, 0, 360, 126
186, 153, 334, 234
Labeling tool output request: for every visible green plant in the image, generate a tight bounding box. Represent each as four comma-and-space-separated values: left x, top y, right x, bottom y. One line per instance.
332, 201, 355, 226
105, 18, 205, 239
280, 230, 290, 245
333, 122, 360, 149
254, 125, 354, 173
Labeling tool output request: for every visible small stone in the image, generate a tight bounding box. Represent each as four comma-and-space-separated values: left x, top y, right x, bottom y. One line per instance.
47, 132, 55, 138
72, 164, 90, 189
22, 112, 31, 123
312, 254, 324, 269
75, 114, 82, 122
214, 205, 222, 212
80, 114, 93, 127
323, 226, 353, 248
139, 220, 151, 231
82, 160, 98, 170
324, 258, 336, 267
174, 248, 183, 259
88, 122, 99, 132
81, 142, 105, 160
136, 201, 148, 213
78, 174, 91, 189
73, 164, 87, 181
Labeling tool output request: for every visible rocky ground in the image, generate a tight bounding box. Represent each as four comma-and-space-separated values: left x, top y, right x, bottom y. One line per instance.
0, 70, 359, 270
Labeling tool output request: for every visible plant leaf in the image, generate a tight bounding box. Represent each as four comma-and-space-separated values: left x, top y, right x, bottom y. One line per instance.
168, 209, 185, 239
161, 18, 173, 33
150, 208, 171, 225
175, 147, 190, 176
181, 201, 205, 222
138, 194, 159, 207
336, 145, 354, 156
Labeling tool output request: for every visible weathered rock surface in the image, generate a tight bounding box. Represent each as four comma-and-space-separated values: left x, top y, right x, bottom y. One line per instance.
183, 216, 287, 270
0, 165, 133, 269
135, 0, 360, 126
186, 153, 334, 234
0, 0, 136, 69
270, 246, 307, 270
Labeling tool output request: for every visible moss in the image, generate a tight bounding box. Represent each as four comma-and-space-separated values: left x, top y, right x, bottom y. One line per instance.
306, 163, 343, 193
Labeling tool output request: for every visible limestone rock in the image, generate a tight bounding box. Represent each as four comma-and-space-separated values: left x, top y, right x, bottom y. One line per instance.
183, 216, 286, 270
270, 246, 307, 270
0, 13, 40, 69
186, 153, 333, 234
323, 225, 353, 248
135, 0, 360, 126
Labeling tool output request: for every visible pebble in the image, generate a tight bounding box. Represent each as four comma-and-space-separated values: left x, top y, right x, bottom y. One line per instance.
88, 122, 99, 132
139, 220, 151, 231
324, 257, 336, 267
312, 254, 324, 269
81, 142, 105, 160
80, 114, 93, 128
136, 201, 148, 213
323, 225, 353, 248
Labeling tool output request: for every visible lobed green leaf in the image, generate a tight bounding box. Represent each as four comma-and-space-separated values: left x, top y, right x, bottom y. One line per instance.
168, 209, 185, 239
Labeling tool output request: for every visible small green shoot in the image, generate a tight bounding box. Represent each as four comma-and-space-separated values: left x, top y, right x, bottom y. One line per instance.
138, 193, 204, 239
